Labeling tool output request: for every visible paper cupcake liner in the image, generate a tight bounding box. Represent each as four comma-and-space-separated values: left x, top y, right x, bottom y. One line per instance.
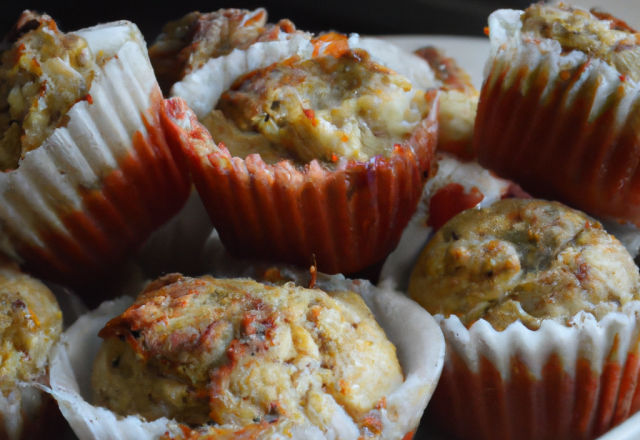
425, 303, 640, 440
161, 95, 437, 275
347, 35, 437, 92
0, 22, 191, 285
43, 267, 444, 440
474, 9, 640, 226
0, 385, 64, 440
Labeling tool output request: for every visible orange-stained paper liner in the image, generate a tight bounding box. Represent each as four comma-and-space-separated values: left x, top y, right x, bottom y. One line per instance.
474, 9, 640, 227
41, 266, 445, 440
0, 21, 191, 285
426, 305, 640, 440
161, 95, 438, 275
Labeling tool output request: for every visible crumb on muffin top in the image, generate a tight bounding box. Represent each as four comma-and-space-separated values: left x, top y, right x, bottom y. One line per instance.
409, 199, 640, 331
521, 3, 640, 81
205, 47, 431, 165
93, 274, 402, 437
0, 260, 62, 395
0, 12, 100, 171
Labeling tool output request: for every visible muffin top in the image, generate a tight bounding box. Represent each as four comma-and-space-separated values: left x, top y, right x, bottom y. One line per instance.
93, 274, 402, 436
204, 46, 431, 165
409, 199, 640, 331
0, 260, 62, 395
520, 3, 640, 80
0, 12, 100, 171
149, 8, 302, 94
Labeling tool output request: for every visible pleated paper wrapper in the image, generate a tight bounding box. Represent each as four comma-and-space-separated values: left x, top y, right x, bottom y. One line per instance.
425, 304, 640, 440
474, 9, 640, 227
161, 94, 438, 275
0, 21, 191, 286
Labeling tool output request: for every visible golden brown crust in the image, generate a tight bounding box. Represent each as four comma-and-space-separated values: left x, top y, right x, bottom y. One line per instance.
208, 47, 432, 165
93, 275, 402, 435
409, 199, 640, 330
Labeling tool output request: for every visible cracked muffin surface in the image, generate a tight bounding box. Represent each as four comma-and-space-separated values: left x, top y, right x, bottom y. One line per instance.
409, 199, 640, 331
92, 274, 402, 437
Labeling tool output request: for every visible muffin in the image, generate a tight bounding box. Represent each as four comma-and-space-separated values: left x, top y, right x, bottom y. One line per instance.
414, 46, 479, 159
409, 198, 640, 439
46, 271, 444, 440
379, 152, 516, 291
0, 259, 63, 440
149, 8, 304, 95
0, 12, 191, 286
474, 4, 640, 227
161, 37, 438, 274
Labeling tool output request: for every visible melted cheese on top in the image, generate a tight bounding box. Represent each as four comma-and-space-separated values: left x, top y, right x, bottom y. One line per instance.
205, 49, 431, 165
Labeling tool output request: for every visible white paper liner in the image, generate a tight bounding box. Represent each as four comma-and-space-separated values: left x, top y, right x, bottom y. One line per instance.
347, 35, 437, 91
427, 304, 640, 439
0, 389, 26, 440
45, 247, 444, 440
171, 34, 314, 119
486, 9, 640, 127
0, 21, 160, 260
170, 31, 441, 123
379, 153, 511, 291
437, 301, 640, 379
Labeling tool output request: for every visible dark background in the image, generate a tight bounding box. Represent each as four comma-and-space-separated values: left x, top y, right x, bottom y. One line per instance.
3, 0, 533, 43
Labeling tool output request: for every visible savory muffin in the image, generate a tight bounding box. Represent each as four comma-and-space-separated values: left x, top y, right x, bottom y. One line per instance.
0, 12, 98, 171
92, 274, 403, 438
0, 12, 190, 286
409, 198, 640, 330
0, 259, 63, 439
410, 199, 640, 440
149, 8, 302, 94
475, 3, 640, 226
207, 48, 433, 165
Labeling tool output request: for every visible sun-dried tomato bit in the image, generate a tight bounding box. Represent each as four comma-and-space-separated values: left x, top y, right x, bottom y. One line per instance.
428, 183, 484, 231
312, 32, 350, 57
